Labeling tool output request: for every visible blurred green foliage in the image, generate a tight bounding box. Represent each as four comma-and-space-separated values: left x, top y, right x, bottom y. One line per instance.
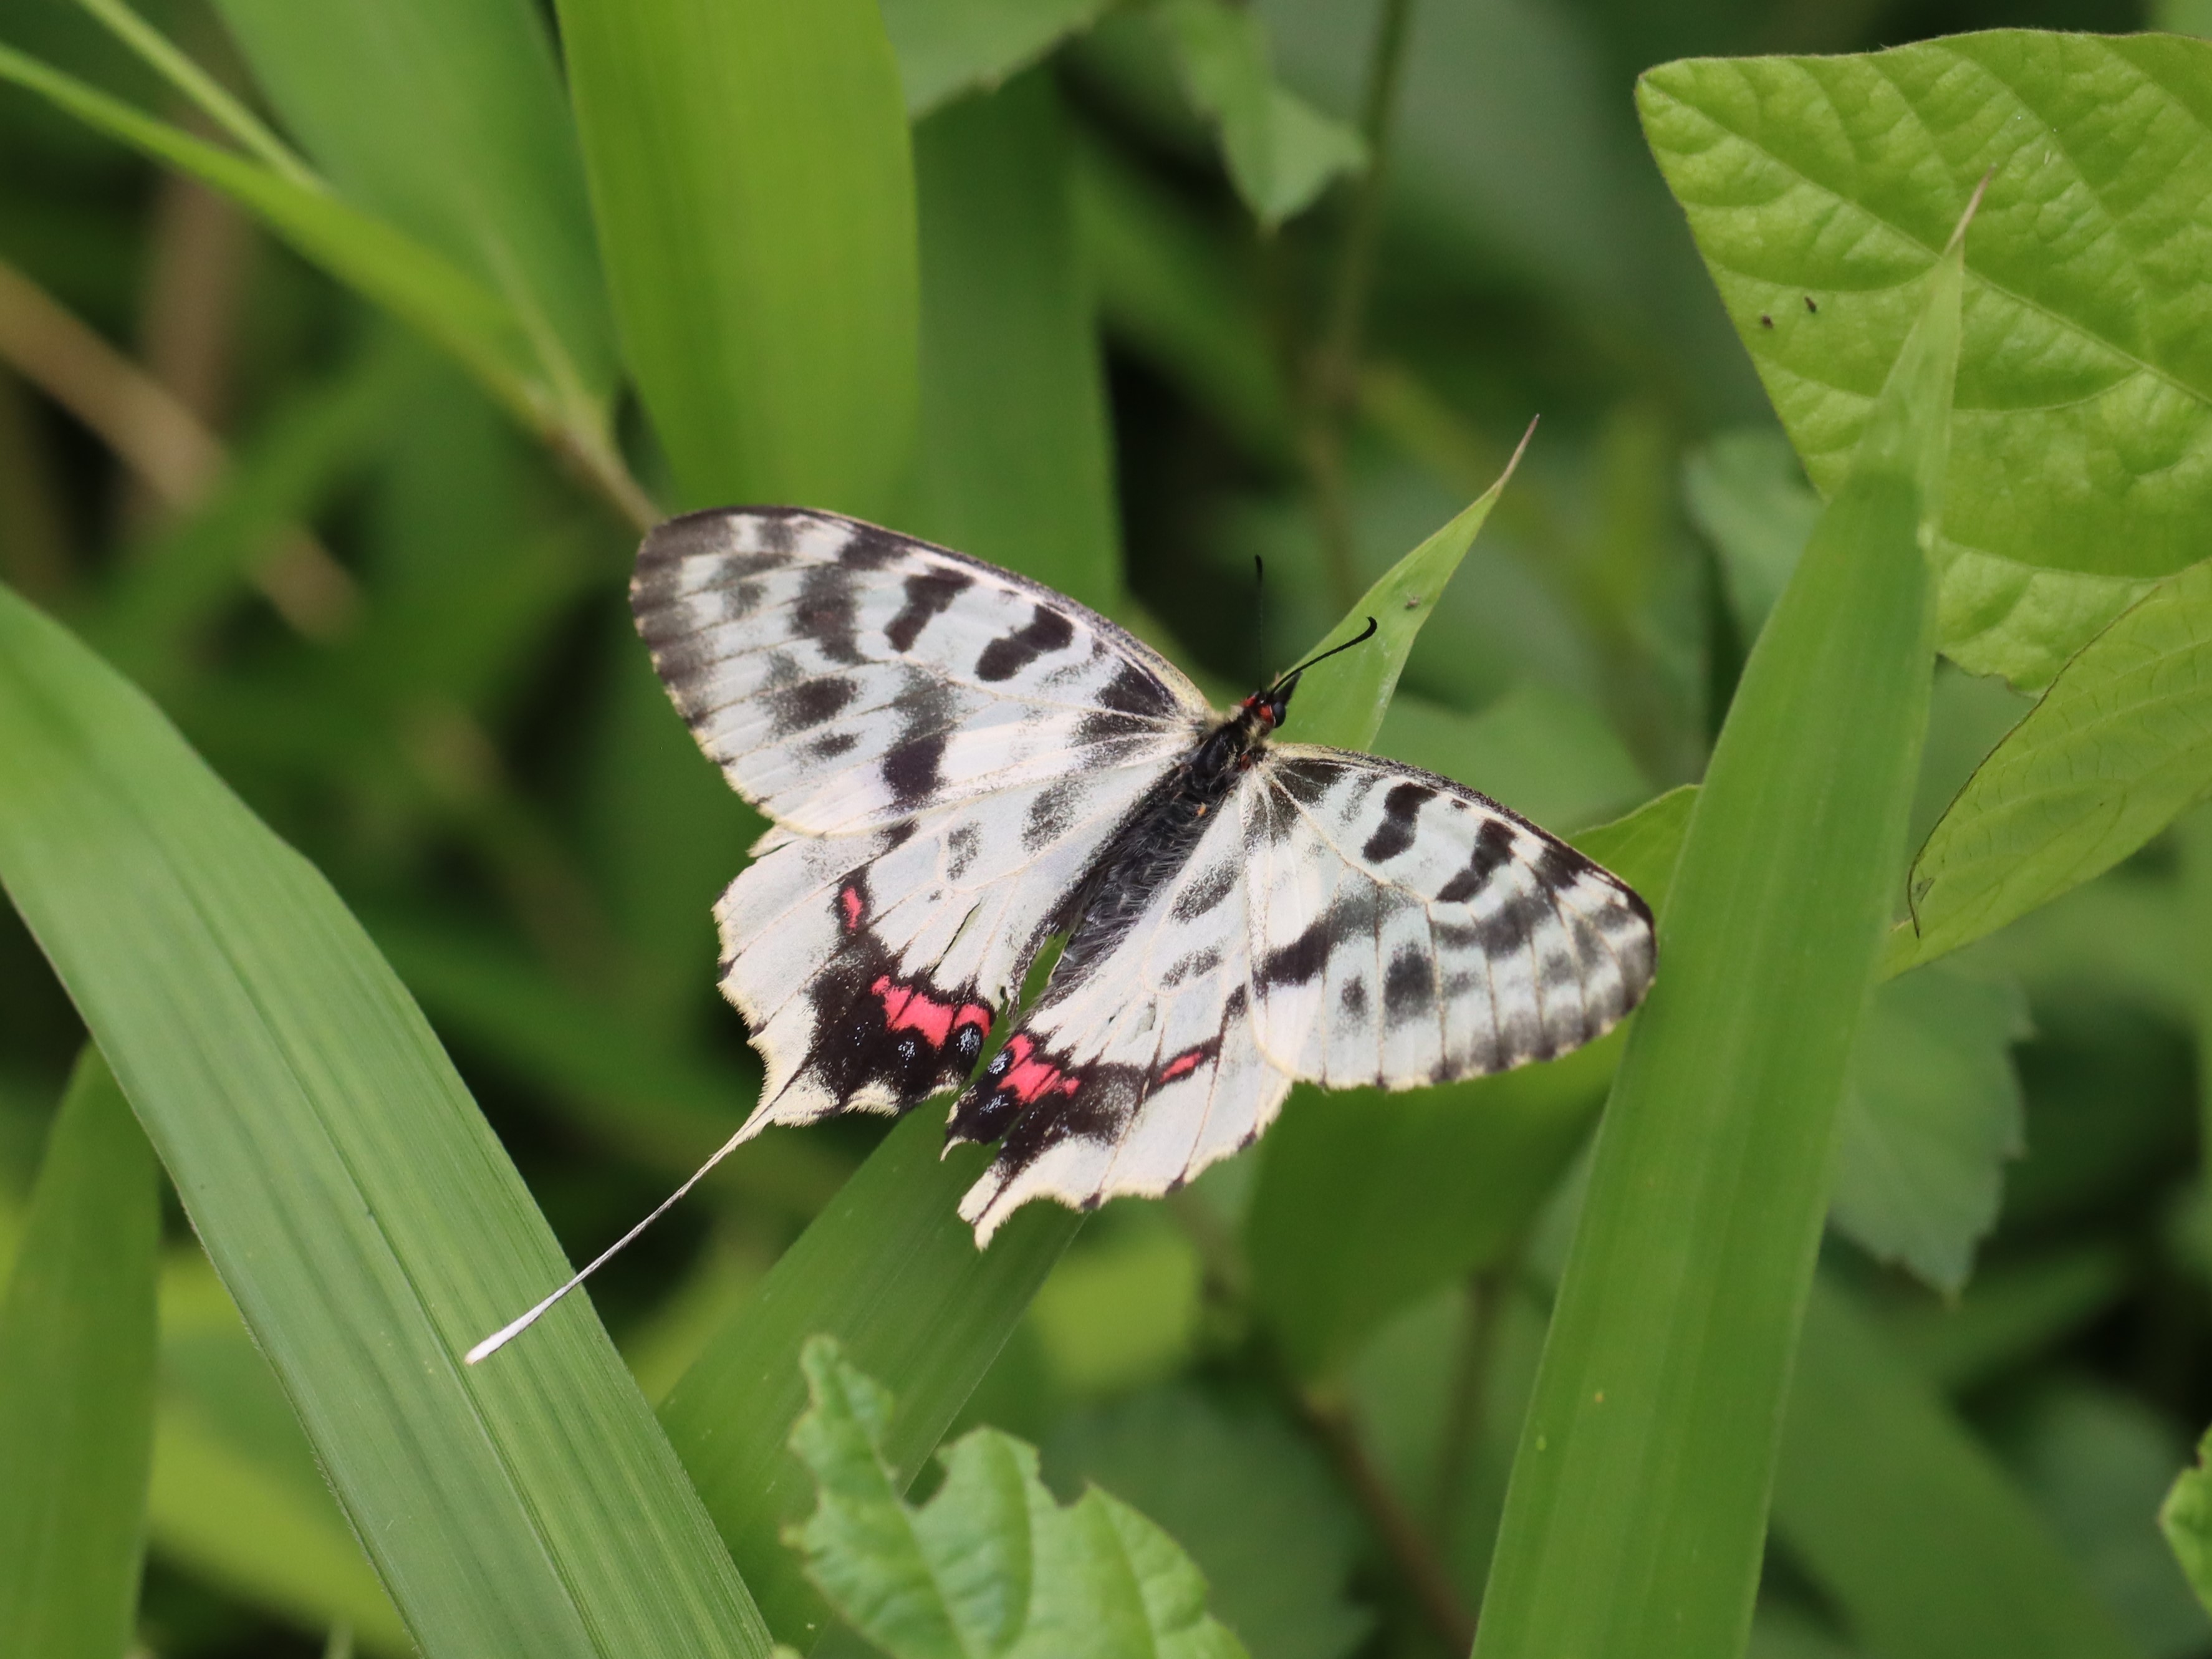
5, 1, 2212, 1657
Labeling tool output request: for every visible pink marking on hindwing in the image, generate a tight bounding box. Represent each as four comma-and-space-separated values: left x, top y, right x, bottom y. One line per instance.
840, 885, 864, 931
997, 1033, 1079, 1107
870, 974, 989, 1051
1159, 1049, 1205, 1082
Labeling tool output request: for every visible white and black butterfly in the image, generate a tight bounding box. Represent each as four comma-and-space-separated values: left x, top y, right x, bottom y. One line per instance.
468, 506, 1652, 1359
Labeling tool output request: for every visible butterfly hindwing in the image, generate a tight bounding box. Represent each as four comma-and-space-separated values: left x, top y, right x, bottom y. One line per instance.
950, 746, 1654, 1241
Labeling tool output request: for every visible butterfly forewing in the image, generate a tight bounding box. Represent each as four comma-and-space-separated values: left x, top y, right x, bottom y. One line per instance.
632, 507, 1207, 835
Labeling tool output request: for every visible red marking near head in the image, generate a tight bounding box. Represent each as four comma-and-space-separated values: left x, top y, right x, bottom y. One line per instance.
1160, 1049, 1204, 1082
840, 886, 864, 931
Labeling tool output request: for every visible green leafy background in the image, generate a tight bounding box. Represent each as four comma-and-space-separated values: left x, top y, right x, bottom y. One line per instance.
4, 2, 2212, 1658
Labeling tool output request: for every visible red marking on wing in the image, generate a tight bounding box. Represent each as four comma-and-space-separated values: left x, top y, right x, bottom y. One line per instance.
1159, 1049, 1204, 1082
998, 1034, 1079, 1107
870, 974, 989, 1051
840, 885, 864, 931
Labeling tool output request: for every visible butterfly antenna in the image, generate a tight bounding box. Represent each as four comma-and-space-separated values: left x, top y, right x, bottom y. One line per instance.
1272, 615, 1379, 690
464, 1124, 753, 1364
1253, 555, 1266, 689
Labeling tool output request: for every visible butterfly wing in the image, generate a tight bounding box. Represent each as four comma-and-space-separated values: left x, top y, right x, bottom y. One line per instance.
949, 746, 1654, 1242
633, 507, 1211, 1129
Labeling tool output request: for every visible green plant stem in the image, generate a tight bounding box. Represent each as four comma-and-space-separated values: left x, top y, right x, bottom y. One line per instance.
1296, 1386, 1475, 1653
1430, 1254, 1514, 1544
1300, 0, 1417, 613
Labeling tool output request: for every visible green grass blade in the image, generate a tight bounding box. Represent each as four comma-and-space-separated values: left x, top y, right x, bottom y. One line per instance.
208, 0, 618, 408
555, 0, 918, 512
66, 0, 312, 181
1471, 203, 1963, 1659
0, 589, 772, 1659
1287, 434, 1532, 753
0, 1050, 158, 1659
1640, 33, 2212, 689
1892, 556, 2212, 973
1776, 1278, 2139, 1659
660, 1106, 1081, 1646
0, 43, 546, 428
910, 71, 1121, 613
154, 1256, 409, 1653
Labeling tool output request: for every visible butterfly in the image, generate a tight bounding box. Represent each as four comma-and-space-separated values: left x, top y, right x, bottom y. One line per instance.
467, 505, 1653, 1361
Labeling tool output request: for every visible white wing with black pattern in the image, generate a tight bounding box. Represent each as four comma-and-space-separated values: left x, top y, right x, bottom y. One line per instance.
948, 748, 1653, 1243
632, 507, 1209, 1130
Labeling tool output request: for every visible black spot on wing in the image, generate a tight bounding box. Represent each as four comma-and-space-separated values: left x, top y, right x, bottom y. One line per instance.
976, 603, 1077, 681
885, 567, 973, 652
1361, 781, 1435, 864
1095, 660, 1179, 718
720, 580, 767, 622
1024, 780, 1083, 851
1272, 757, 1332, 805
1171, 862, 1237, 922
1340, 976, 1367, 1017
791, 565, 862, 664
1383, 945, 1434, 1021
766, 675, 856, 735
883, 732, 948, 809
946, 821, 981, 880
838, 524, 903, 570
809, 731, 857, 761
1261, 918, 1330, 988
1438, 817, 1519, 905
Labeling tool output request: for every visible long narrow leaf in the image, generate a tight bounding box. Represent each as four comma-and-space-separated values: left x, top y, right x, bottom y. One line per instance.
0, 588, 772, 1659
555, 0, 918, 512
1473, 201, 1963, 1658
209, 0, 618, 407
0, 1050, 157, 1659
0, 44, 544, 427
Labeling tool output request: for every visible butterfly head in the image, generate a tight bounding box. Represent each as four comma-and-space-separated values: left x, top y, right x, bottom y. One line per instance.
1246, 615, 1379, 735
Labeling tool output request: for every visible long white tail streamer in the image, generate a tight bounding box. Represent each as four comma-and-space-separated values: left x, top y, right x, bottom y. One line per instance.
464, 1125, 751, 1364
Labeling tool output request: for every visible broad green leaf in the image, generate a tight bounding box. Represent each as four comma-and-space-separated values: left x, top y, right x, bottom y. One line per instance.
1156, 0, 1366, 228
0, 587, 771, 1658
883, 0, 1113, 117
2163, 1423, 2212, 1624
661, 1106, 1082, 1647
1829, 967, 2029, 1296
209, 0, 618, 405
1774, 1279, 2138, 1659
1287, 437, 1531, 753
1873, 1244, 2128, 1393
555, 0, 918, 514
1026, 1213, 1201, 1397
1042, 1384, 1370, 1659
911, 71, 1120, 612
1640, 34, 2212, 690
0, 46, 544, 418
1473, 191, 1962, 1659
1893, 557, 2212, 974
0, 1050, 156, 1659
1684, 427, 1819, 640
786, 1337, 1249, 1659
